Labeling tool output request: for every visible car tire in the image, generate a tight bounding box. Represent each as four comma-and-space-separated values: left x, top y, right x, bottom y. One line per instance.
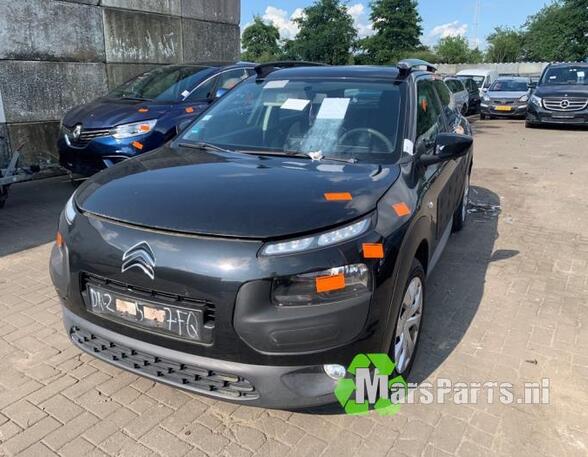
389, 259, 425, 378
452, 173, 470, 232
480, 113, 486, 120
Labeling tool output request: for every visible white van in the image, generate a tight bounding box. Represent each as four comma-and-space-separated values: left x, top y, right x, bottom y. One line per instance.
456, 69, 499, 96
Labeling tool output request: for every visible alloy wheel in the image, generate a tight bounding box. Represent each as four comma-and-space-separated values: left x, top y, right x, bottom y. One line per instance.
394, 276, 423, 374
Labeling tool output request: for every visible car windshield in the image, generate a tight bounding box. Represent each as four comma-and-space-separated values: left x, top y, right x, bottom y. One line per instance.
542, 66, 587, 85
179, 78, 404, 163
109, 66, 211, 101
445, 80, 464, 93
459, 75, 485, 87
489, 80, 529, 92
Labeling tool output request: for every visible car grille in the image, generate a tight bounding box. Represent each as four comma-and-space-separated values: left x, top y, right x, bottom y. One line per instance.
543, 97, 588, 112
82, 273, 216, 325
64, 126, 111, 147
70, 326, 258, 400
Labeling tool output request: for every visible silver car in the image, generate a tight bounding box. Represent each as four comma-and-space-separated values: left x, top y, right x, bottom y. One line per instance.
444, 78, 469, 115
480, 77, 531, 119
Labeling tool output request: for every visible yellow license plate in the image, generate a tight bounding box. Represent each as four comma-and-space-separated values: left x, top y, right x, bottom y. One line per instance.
495, 105, 512, 112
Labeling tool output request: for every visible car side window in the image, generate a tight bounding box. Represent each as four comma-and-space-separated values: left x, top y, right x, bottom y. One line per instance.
416, 79, 443, 147
433, 80, 451, 107
216, 69, 250, 91
187, 76, 217, 101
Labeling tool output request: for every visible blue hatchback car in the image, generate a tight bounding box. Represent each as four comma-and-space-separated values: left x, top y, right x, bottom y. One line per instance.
59, 62, 255, 176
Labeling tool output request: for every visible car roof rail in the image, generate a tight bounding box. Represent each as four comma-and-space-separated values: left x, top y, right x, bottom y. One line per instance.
254, 61, 327, 79
397, 59, 438, 78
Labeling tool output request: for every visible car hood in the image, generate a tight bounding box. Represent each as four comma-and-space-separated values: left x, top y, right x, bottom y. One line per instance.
487, 91, 527, 100
534, 85, 588, 98
62, 97, 177, 129
76, 145, 401, 239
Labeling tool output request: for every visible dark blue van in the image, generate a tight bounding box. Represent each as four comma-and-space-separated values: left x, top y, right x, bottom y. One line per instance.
59, 62, 255, 176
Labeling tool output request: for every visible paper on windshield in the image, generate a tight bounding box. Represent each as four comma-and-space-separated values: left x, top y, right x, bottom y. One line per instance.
316, 98, 350, 120
281, 98, 310, 111
264, 80, 289, 89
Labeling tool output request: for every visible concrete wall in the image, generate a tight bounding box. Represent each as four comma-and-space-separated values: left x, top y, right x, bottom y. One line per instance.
0, 0, 240, 168
437, 62, 550, 77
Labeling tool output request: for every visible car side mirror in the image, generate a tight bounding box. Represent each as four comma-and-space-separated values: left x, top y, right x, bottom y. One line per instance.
175, 119, 192, 136
215, 87, 228, 100
528, 82, 537, 89
418, 133, 473, 167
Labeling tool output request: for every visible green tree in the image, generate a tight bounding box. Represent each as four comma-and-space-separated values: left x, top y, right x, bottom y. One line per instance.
468, 47, 484, 64
485, 27, 524, 62
241, 17, 281, 62
360, 0, 423, 64
288, 0, 357, 65
523, 0, 588, 61
435, 36, 471, 64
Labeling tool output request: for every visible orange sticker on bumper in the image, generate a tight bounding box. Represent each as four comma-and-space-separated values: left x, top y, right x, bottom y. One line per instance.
185, 107, 195, 113
316, 274, 346, 293
324, 192, 352, 201
138, 108, 149, 113
132, 141, 144, 150
363, 243, 384, 259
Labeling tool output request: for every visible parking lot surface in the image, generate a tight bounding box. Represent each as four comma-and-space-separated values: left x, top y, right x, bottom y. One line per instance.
0, 120, 587, 457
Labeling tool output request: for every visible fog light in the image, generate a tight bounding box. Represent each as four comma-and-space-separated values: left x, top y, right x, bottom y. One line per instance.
324, 364, 346, 380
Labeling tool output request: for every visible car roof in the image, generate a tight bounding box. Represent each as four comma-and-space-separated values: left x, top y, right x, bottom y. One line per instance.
547, 62, 588, 68
264, 65, 402, 81
495, 76, 530, 81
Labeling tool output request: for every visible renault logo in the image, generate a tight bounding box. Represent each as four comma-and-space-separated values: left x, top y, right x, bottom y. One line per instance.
121, 241, 156, 280
72, 124, 83, 140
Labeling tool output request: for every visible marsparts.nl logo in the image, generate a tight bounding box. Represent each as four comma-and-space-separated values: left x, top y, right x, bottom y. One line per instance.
335, 353, 407, 416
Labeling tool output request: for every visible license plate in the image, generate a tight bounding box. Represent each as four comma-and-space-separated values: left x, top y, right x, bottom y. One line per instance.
495, 105, 512, 112
552, 114, 575, 119
87, 286, 206, 341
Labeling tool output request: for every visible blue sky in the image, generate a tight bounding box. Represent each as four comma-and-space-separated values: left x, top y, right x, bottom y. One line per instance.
240, 0, 550, 48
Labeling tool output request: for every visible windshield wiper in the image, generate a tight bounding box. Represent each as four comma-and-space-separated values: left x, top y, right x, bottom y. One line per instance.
120, 95, 152, 101
178, 142, 234, 153
242, 150, 358, 164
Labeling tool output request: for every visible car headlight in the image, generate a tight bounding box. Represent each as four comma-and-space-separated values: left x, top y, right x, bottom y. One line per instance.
482, 95, 491, 102
261, 217, 371, 256
519, 94, 529, 102
111, 120, 157, 139
272, 263, 370, 306
530, 95, 542, 107
64, 193, 77, 225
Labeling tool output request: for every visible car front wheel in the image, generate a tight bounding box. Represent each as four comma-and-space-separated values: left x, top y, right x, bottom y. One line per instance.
390, 259, 425, 377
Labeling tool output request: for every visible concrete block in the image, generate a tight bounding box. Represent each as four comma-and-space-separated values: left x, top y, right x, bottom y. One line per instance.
181, 0, 240, 25
0, 0, 105, 62
182, 19, 240, 63
0, 123, 9, 168
106, 63, 161, 89
7, 122, 61, 167
104, 9, 182, 64
102, 0, 181, 16
0, 61, 108, 123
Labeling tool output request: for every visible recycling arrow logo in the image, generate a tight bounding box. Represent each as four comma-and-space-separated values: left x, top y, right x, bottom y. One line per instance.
334, 353, 407, 416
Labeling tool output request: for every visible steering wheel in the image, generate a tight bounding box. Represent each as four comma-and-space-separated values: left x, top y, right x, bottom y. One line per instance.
338, 128, 394, 152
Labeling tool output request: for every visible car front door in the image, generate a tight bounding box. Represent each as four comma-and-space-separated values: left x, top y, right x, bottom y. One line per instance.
414, 77, 457, 256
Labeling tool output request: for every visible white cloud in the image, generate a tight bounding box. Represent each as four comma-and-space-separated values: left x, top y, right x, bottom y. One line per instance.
262, 6, 304, 40
348, 3, 374, 38
429, 21, 468, 40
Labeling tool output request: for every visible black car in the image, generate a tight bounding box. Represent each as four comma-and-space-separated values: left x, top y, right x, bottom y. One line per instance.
50, 61, 473, 409
527, 62, 588, 127
458, 77, 481, 114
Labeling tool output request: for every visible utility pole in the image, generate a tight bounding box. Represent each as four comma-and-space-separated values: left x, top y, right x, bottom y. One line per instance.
473, 0, 481, 49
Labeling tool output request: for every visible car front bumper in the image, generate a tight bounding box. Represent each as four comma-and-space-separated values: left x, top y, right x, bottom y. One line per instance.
480, 103, 527, 117
62, 306, 339, 409
527, 104, 588, 125
58, 130, 165, 176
